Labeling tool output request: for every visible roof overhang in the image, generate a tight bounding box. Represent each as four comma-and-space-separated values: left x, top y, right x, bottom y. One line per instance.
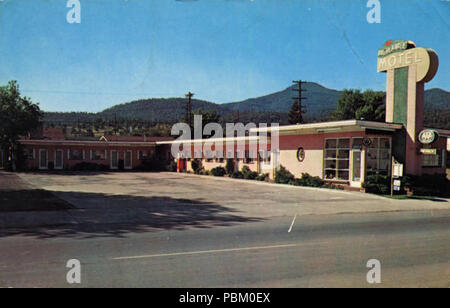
250, 120, 403, 136
19, 140, 157, 147
425, 128, 450, 138
156, 135, 266, 145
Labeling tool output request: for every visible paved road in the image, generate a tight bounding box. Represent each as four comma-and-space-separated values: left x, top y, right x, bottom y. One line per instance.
0, 172, 449, 287
0, 210, 449, 288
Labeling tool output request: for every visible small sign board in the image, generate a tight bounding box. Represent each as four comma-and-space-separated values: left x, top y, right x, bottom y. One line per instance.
392, 163, 403, 178
420, 148, 437, 155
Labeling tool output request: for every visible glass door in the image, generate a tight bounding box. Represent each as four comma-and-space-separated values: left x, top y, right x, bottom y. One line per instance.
124, 150, 132, 169
111, 151, 119, 169
351, 150, 362, 187
55, 150, 63, 169
39, 149, 48, 170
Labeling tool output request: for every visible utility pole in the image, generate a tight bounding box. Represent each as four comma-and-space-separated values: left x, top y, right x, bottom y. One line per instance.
289, 80, 307, 124
185, 91, 194, 127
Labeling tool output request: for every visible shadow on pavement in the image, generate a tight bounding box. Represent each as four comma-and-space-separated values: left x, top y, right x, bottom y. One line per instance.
0, 190, 263, 239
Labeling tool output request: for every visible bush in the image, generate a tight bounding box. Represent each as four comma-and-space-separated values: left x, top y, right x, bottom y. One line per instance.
71, 162, 109, 171
274, 166, 295, 184
402, 174, 449, 197
136, 157, 169, 172
225, 159, 235, 175
256, 173, 269, 182
362, 174, 390, 195
199, 169, 211, 176
191, 159, 202, 174
241, 166, 258, 180
299, 173, 324, 187
231, 171, 244, 179
167, 160, 177, 172
211, 166, 227, 177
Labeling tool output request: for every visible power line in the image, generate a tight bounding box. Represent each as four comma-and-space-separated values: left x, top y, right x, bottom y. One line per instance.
289, 80, 307, 124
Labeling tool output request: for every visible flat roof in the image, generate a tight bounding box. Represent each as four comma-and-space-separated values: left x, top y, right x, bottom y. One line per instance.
19, 139, 157, 147
156, 135, 264, 145
251, 120, 403, 134
426, 128, 450, 138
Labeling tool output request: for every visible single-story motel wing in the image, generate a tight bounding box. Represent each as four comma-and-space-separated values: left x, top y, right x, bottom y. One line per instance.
0, 40, 449, 190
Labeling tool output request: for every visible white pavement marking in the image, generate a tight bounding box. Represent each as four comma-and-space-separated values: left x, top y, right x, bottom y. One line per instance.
111, 243, 302, 261
288, 214, 297, 233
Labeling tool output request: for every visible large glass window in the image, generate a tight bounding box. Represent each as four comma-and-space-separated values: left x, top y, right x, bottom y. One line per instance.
366, 137, 391, 176
69, 149, 83, 160
324, 138, 350, 181
422, 150, 443, 167
91, 150, 106, 160
24, 149, 35, 160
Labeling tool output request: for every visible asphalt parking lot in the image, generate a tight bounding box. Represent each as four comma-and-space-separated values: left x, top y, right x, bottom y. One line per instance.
11, 171, 450, 229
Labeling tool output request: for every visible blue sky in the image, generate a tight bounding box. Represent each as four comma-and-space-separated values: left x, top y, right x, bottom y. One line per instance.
0, 0, 448, 112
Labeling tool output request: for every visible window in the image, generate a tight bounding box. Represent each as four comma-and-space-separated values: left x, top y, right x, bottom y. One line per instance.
91, 150, 106, 160
125, 150, 132, 169
422, 150, 443, 167
366, 137, 391, 176
55, 150, 64, 169
324, 138, 350, 181
69, 149, 84, 160
138, 150, 153, 160
24, 149, 35, 160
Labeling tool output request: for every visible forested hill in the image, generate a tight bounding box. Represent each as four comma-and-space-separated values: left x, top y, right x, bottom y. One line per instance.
43, 83, 450, 128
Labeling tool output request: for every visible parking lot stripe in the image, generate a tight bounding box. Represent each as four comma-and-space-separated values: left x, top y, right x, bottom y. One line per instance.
111, 243, 301, 260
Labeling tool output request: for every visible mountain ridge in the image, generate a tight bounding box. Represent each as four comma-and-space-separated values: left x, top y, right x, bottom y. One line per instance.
43, 82, 450, 127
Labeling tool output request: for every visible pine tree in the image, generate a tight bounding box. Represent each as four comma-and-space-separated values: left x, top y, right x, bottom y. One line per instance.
288, 101, 303, 124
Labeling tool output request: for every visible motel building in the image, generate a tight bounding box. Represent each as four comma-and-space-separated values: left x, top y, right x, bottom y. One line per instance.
2, 40, 449, 190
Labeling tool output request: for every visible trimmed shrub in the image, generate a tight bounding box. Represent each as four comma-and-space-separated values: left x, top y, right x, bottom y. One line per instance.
256, 173, 269, 182
231, 171, 244, 179
211, 166, 227, 177
300, 173, 324, 187
71, 162, 109, 171
402, 174, 449, 197
199, 169, 211, 176
241, 166, 258, 180
167, 160, 177, 172
275, 166, 295, 184
191, 159, 202, 174
225, 159, 235, 175
362, 174, 390, 195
